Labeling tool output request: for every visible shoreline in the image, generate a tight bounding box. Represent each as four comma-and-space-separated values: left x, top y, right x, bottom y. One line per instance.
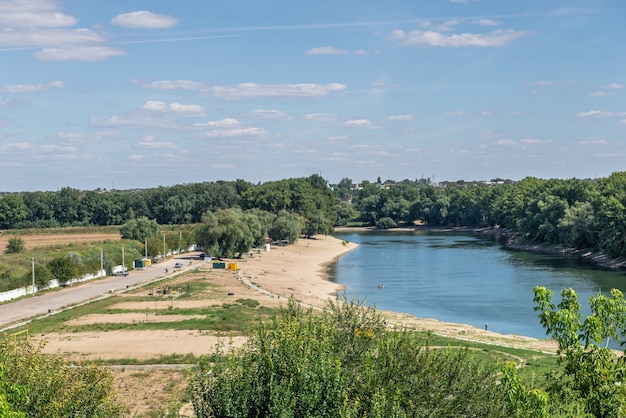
245, 234, 558, 353
334, 225, 626, 271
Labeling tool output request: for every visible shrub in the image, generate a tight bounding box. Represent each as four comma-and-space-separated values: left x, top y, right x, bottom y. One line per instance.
4, 237, 24, 254
191, 297, 509, 417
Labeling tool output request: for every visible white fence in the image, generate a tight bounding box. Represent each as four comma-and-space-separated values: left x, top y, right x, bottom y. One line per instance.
0, 269, 106, 303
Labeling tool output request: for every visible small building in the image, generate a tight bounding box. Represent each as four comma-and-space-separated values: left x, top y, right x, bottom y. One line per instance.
133, 258, 152, 269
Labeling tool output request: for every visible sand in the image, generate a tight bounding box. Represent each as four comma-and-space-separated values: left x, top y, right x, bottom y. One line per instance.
39, 234, 558, 360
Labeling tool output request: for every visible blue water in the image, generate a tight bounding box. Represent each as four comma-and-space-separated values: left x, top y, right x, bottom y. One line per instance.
331, 231, 626, 340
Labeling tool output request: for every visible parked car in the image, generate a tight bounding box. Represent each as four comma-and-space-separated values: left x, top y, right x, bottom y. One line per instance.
112, 270, 128, 276
174, 262, 183, 268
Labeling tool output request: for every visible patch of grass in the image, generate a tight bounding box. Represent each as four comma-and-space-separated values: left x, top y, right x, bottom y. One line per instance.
93, 353, 202, 366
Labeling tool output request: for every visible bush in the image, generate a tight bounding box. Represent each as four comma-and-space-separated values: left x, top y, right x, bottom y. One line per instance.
191, 298, 509, 417
4, 237, 24, 254
0, 339, 125, 417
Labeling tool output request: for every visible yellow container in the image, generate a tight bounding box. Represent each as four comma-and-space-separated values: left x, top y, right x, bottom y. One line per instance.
227, 263, 238, 271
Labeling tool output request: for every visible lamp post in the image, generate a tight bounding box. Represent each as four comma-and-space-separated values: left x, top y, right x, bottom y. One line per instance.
32, 257, 35, 296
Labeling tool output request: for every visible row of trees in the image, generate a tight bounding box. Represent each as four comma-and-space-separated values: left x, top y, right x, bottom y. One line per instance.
0, 175, 336, 231
348, 173, 626, 258
5, 171, 626, 258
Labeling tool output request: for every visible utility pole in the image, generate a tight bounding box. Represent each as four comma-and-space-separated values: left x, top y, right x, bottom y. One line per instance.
145, 238, 148, 259
100, 248, 104, 272
32, 257, 35, 296
122, 244, 125, 271
163, 233, 166, 257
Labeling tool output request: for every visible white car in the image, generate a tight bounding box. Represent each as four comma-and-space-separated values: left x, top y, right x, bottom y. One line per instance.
174, 262, 183, 268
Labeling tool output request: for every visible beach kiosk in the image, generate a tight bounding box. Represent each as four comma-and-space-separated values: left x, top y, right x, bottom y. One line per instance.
133, 257, 152, 269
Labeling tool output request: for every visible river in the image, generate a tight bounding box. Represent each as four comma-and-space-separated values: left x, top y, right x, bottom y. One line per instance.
331, 230, 626, 340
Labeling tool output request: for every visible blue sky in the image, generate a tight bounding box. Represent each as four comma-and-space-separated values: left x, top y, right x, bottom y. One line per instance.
0, 0, 624, 191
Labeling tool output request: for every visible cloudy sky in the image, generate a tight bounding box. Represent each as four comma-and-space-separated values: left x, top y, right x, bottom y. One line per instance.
0, 0, 624, 191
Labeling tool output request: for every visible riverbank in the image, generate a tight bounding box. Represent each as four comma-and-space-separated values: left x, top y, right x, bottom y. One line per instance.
335, 225, 626, 271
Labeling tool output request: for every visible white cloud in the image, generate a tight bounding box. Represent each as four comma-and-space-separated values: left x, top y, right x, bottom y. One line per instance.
527, 80, 556, 87
133, 79, 207, 91
579, 138, 607, 145
0, 98, 27, 108
248, 109, 291, 119
477, 19, 503, 26
603, 83, 624, 90
345, 119, 381, 129
0, 28, 104, 47
194, 118, 240, 128
306, 46, 348, 55
90, 114, 177, 129
137, 135, 178, 149
449, 0, 468, 4
208, 82, 347, 99
389, 28, 532, 47
34, 46, 126, 61
56, 131, 120, 142
589, 91, 612, 97
445, 110, 471, 116
0, 0, 76, 27
303, 113, 337, 122
111, 11, 178, 29
1, 80, 63, 93
141, 100, 205, 116
204, 127, 268, 138
387, 114, 413, 121
576, 110, 626, 119
432, 20, 461, 32
495, 139, 515, 146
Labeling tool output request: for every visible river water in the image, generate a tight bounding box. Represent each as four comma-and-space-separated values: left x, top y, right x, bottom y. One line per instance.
331, 231, 626, 340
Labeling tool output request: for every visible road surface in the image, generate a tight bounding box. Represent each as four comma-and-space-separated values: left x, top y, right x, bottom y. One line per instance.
0, 253, 204, 332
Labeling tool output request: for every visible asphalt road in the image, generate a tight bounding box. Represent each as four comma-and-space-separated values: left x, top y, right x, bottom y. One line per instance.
0, 253, 204, 332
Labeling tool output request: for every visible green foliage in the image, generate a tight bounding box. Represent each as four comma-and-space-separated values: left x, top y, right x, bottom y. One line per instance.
269, 211, 304, 243
195, 209, 261, 258
4, 237, 24, 254
533, 286, 626, 416
0, 339, 125, 417
0, 195, 27, 229
191, 298, 510, 417
32, 264, 54, 289
119, 216, 159, 241
47, 255, 79, 285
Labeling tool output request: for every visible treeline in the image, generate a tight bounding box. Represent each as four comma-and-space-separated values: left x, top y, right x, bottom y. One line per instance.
346, 172, 626, 258
3, 172, 626, 258
0, 175, 337, 235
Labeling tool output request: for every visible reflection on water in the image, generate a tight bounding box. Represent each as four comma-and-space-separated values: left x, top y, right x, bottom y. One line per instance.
331, 231, 626, 340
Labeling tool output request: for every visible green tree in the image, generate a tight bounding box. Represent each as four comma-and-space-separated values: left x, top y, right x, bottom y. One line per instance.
0, 195, 27, 229
4, 237, 24, 254
269, 211, 304, 243
48, 255, 79, 285
119, 216, 159, 241
334, 200, 357, 226
32, 264, 54, 290
195, 209, 257, 258
533, 286, 626, 416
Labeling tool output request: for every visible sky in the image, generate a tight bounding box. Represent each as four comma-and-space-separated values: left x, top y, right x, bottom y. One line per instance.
0, 0, 624, 192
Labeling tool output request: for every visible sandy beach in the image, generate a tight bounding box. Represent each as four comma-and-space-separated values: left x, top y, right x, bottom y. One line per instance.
40, 234, 557, 360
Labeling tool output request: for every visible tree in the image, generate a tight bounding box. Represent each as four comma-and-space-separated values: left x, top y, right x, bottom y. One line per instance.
195, 209, 258, 258
119, 217, 159, 241
533, 286, 626, 416
269, 211, 304, 243
48, 256, 79, 285
0, 195, 27, 229
4, 237, 24, 254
